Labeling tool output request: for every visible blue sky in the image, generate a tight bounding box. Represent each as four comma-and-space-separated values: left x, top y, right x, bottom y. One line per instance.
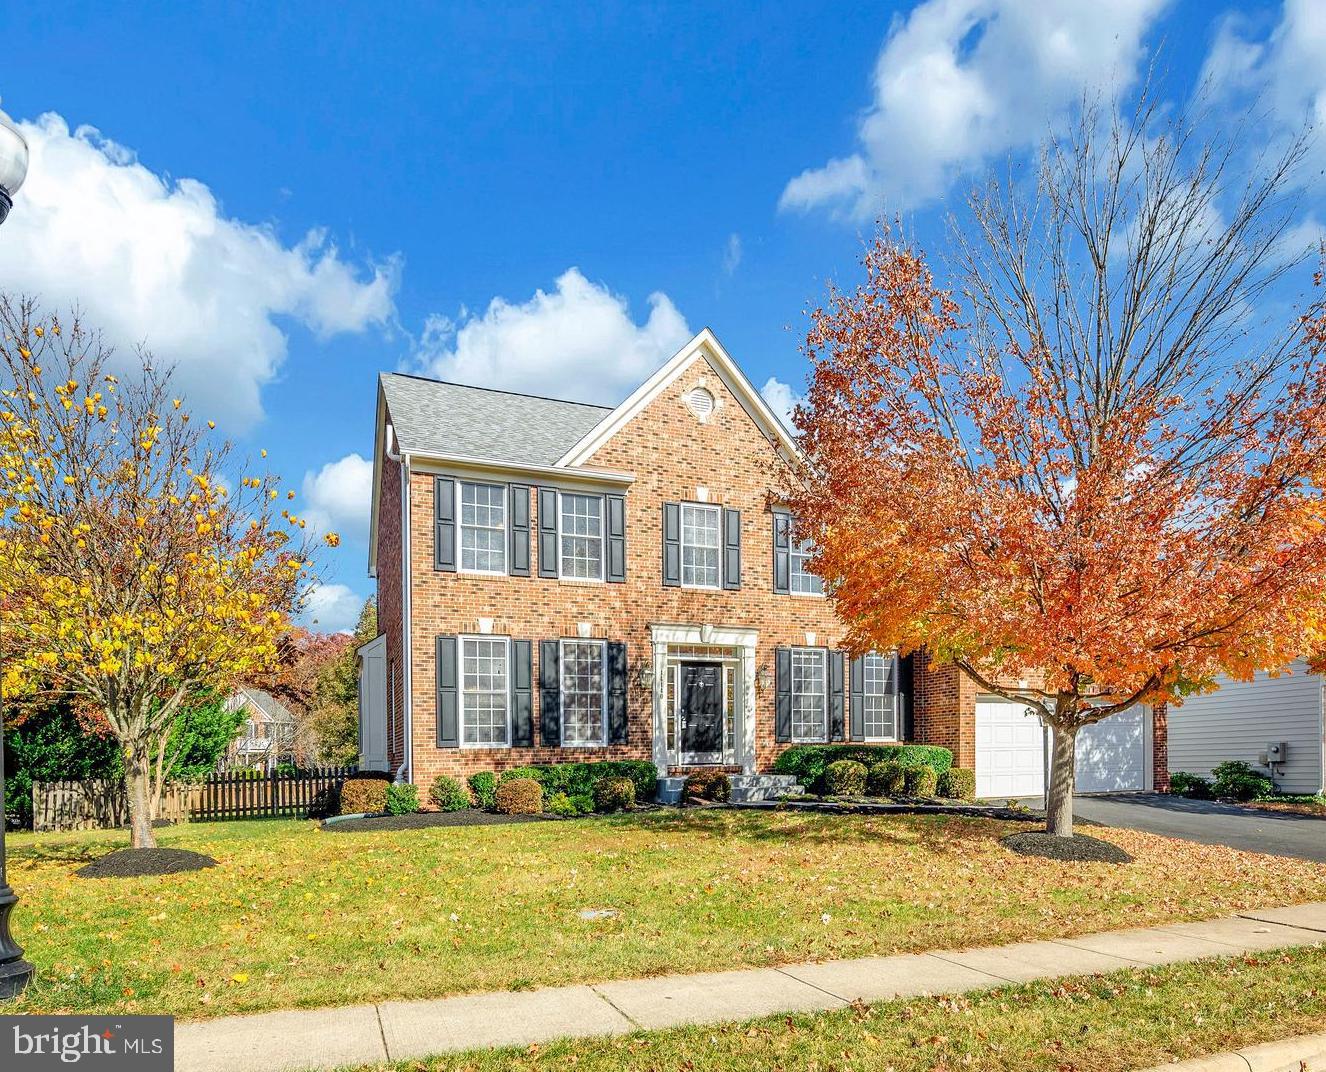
1, 0, 1321, 630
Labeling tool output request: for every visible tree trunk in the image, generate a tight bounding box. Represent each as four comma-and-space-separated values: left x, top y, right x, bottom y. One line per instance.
125, 747, 157, 850
1046, 721, 1078, 838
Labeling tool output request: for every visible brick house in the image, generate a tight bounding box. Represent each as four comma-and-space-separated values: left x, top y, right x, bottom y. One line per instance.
357, 329, 1165, 800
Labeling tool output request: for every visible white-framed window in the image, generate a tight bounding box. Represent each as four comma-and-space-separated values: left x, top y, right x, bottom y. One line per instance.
460, 635, 510, 747
559, 492, 604, 580
789, 534, 824, 596
862, 653, 898, 741
681, 503, 721, 588
457, 481, 507, 574
791, 647, 827, 742
560, 638, 607, 746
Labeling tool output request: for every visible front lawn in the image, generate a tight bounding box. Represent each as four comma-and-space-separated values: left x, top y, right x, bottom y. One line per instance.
9, 810, 1326, 1020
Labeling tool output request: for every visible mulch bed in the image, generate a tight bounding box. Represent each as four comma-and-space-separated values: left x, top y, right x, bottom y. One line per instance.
77, 847, 217, 879
1245, 800, 1326, 818
734, 798, 1034, 821
321, 809, 549, 833
1002, 831, 1134, 863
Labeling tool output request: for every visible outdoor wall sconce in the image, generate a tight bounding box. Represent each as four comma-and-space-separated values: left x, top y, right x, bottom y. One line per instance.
755, 665, 773, 693
637, 664, 655, 690
700, 624, 715, 644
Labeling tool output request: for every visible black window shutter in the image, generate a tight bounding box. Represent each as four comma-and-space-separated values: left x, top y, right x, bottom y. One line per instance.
829, 650, 845, 741
539, 639, 561, 745
537, 488, 559, 578
509, 484, 531, 577
849, 655, 865, 740
606, 494, 627, 583
607, 641, 628, 744
511, 640, 533, 746
434, 477, 456, 572
772, 511, 790, 593
436, 635, 459, 747
722, 508, 741, 590
661, 502, 681, 587
774, 647, 792, 743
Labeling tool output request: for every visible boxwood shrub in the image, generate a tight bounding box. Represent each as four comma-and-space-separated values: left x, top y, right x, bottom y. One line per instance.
905, 765, 939, 797
1169, 771, 1213, 799
385, 783, 420, 815
467, 771, 497, 811
823, 759, 868, 795
937, 767, 976, 800
867, 760, 907, 797
774, 744, 952, 792
497, 760, 658, 803
338, 775, 390, 816
682, 769, 731, 803
1212, 760, 1275, 802
429, 774, 470, 812
495, 778, 543, 815
593, 776, 636, 813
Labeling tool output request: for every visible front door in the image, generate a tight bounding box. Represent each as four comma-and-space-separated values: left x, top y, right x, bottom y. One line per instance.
680, 662, 724, 762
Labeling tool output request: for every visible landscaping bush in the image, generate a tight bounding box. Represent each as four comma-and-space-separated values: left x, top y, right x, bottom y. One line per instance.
495, 777, 544, 815
429, 774, 470, 812
1212, 760, 1275, 802
497, 760, 658, 804
867, 760, 907, 797
904, 765, 939, 797
823, 759, 868, 796
468, 771, 498, 811
774, 744, 952, 791
338, 775, 390, 815
1169, 771, 1214, 799
937, 767, 976, 800
682, 769, 731, 803
546, 792, 581, 817
385, 783, 420, 815
593, 776, 636, 812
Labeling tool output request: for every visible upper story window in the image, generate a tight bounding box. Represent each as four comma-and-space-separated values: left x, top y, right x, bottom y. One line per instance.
458, 481, 507, 574
789, 534, 824, 596
560, 638, 607, 746
862, 653, 898, 740
559, 492, 604, 580
791, 647, 827, 742
460, 635, 509, 747
681, 503, 721, 588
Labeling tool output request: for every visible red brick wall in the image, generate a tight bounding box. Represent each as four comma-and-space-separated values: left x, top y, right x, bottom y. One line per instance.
912, 655, 977, 769
375, 450, 406, 773
1151, 702, 1170, 792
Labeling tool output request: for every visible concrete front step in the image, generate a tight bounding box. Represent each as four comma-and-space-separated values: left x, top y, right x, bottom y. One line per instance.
657, 773, 805, 804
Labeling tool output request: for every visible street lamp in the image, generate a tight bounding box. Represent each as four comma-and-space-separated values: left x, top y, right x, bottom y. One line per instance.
0, 98, 34, 1001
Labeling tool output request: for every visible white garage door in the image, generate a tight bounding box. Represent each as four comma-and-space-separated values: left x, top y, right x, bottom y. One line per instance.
1076, 708, 1145, 793
975, 700, 1046, 798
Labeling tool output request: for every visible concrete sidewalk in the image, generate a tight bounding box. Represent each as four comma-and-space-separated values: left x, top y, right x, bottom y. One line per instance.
175, 902, 1326, 1072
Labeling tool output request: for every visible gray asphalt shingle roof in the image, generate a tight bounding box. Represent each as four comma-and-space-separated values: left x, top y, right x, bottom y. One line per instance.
380, 373, 612, 468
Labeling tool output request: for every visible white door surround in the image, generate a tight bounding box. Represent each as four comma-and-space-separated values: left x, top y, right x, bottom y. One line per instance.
650, 624, 758, 775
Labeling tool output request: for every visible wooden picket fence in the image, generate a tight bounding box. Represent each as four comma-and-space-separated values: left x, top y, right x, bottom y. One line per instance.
32, 767, 356, 832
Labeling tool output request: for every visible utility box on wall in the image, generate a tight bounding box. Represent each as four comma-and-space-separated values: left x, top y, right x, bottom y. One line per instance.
1265, 741, 1289, 764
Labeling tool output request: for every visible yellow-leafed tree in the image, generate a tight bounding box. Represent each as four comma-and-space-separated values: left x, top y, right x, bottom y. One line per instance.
0, 298, 337, 848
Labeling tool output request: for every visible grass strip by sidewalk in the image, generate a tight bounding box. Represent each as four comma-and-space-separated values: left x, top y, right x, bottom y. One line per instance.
352, 945, 1326, 1072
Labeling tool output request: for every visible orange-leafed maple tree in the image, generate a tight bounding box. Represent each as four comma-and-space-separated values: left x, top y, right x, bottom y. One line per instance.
789, 100, 1326, 837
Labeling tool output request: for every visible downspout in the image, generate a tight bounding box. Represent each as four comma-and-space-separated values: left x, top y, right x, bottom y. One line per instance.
397, 453, 413, 784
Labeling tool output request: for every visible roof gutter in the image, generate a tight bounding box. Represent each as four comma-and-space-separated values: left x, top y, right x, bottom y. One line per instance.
403, 447, 635, 487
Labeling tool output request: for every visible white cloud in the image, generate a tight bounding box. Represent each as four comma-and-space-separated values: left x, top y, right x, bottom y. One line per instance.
779, 0, 1168, 217
722, 233, 743, 277
301, 582, 363, 635
302, 452, 373, 545
415, 267, 691, 404
760, 376, 803, 433
0, 113, 398, 429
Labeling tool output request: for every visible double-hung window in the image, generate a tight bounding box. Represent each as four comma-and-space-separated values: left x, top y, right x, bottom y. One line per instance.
790, 647, 827, 742
460, 636, 510, 747
458, 481, 507, 574
559, 493, 604, 580
680, 503, 721, 588
861, 653, 898, 740
789, 534, 823, 595
560, 638, 606, 746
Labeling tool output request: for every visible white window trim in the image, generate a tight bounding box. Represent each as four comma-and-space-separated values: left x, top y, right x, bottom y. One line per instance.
788, 534, 824, 598
458, 634, 512, 750
456, 480, 508, 577
559, 637, 608, 748
557, 491, 606, 583
679, 501, 723, 591
860, 654, 900, 743
789, 646, 829, 744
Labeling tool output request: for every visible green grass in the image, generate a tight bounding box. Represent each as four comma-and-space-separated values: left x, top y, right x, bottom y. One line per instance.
348, 945, 1326, 1072
9, 810, 1326, 1021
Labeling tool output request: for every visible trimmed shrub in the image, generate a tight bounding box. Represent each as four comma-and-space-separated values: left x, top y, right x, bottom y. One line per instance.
495, 777, 543, 815
497, 761, 658, 804
1169, 771, 1214, 800
1212, 760, 1275, 802
467, 771, 497, 810
867, 760, 907, 797
569, 792, 595, 814
429, 774, 470, 812
593, 776, 636, 813
904, 765, 939, 797
683, 769, 731, 804
774, 745, 952, 791
338, 776, 389, 816
385, 783, 420, 815
937, 767, 976, 800
823, 759, 868, 796
546, 792, 581, 817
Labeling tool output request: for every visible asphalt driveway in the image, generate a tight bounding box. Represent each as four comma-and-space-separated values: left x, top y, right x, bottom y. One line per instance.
1053, 793, 1326, 863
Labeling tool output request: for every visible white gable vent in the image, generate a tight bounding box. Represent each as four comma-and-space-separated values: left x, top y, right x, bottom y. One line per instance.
686, 386, 716, 422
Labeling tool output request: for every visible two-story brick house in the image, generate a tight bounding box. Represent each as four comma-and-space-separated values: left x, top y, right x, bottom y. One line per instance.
357, 329, 1164, 801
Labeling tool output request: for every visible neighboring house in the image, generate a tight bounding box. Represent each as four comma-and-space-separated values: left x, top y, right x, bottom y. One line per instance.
1167, 661, 1325, 795
358, 329, 1166, 800
222, 687, 297, 771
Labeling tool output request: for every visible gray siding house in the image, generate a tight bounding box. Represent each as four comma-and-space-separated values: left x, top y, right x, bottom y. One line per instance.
1168, 661, 1326, 794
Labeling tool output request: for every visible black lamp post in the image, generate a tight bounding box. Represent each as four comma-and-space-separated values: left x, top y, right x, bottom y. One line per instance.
0, 99, 35, 1000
